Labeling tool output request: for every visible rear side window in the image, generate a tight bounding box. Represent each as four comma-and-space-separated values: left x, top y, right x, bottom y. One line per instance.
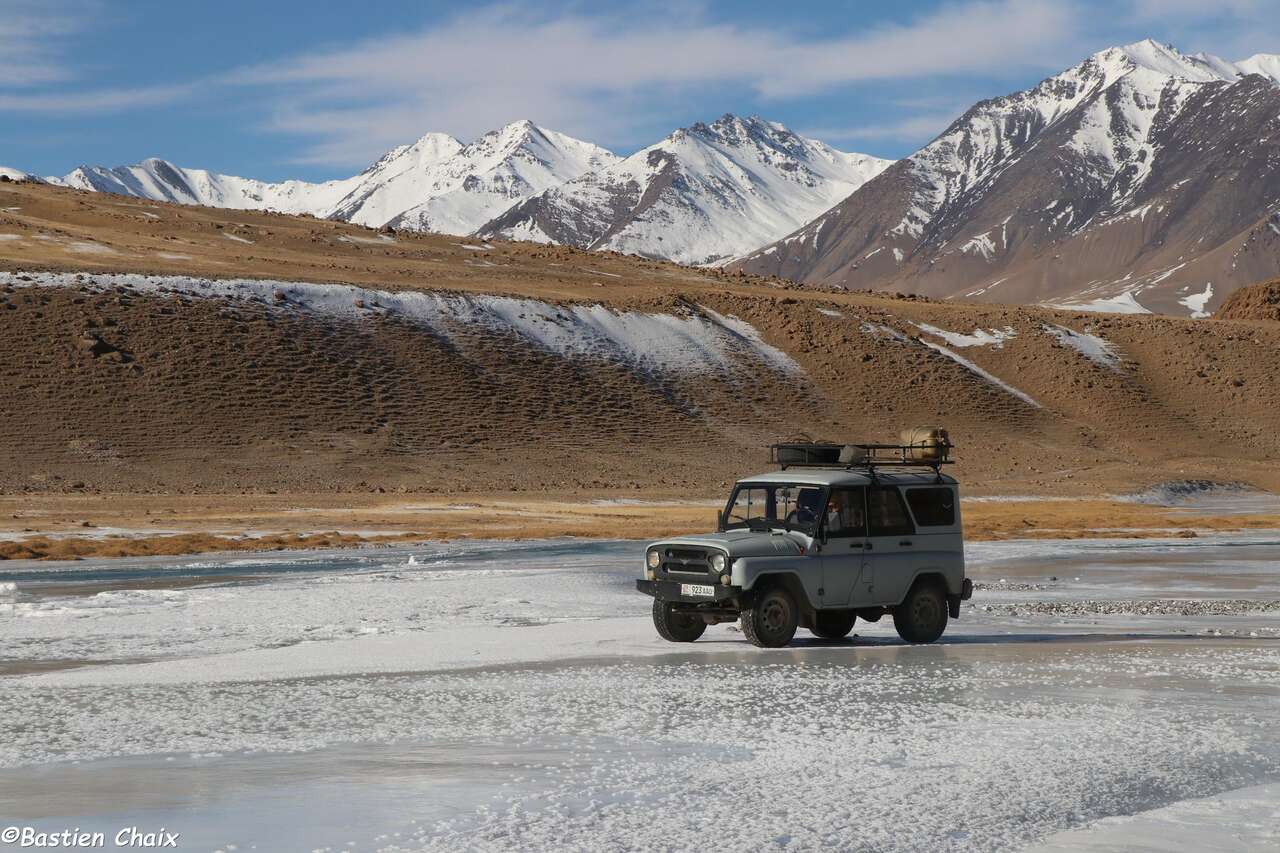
868, 487, 915, 537
905, 487, 956, 527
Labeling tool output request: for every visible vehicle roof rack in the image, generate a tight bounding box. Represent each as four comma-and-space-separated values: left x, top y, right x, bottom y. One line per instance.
769, 439, 954, 477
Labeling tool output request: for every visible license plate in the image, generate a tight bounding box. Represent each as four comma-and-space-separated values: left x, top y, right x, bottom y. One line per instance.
681, 583, 715, 597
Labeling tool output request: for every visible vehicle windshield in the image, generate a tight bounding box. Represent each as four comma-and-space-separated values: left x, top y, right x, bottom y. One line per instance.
722, 483, 826, 534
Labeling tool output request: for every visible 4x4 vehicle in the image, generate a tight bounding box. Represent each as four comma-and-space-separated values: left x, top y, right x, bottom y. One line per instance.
636, 438, 972, 647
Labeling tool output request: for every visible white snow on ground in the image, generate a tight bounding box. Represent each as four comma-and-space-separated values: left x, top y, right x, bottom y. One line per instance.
0, 272, 802, 378
919, 339, 1043, 407
914, 321, 1016, 348
2, 534, 1280, 851
222, 232, 254, 244
1041, 323, 1123, 369
814, 307, 843, 318
960, 231, 998, 259
337, 233, 397, 246
1178, 282, 1214, 318
65, 241, 117, 254
0, 234, 21, 241
860, 321, 911, 343
1042, 291, 1152, 314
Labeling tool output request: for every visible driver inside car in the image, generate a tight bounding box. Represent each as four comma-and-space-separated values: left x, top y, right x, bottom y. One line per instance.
788, 488, 824, 527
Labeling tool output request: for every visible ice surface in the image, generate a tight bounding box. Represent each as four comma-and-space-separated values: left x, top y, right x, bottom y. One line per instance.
1027, 781, 1280, 852
3, 534, 1280, 851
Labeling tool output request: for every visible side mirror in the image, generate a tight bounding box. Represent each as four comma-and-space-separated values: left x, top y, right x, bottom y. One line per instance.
716, 511, 725, 531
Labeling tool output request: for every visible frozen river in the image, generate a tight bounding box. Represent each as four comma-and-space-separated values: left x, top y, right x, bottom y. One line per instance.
2, 536, 1279, 851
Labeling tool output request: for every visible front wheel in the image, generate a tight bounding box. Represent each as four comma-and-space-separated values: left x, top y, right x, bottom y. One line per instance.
652, 600, 706, 642
741, 587, 799, 648
893, 581, 948, 643
810, 610, 856, 639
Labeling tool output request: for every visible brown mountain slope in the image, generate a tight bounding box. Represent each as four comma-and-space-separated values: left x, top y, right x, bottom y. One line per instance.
1217, 279, 1280, 321
734, 44, 1280, 317
2, 181, 1279, 497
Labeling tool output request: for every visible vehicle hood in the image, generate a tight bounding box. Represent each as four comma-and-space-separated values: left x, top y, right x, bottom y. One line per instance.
650, 530, 809, 558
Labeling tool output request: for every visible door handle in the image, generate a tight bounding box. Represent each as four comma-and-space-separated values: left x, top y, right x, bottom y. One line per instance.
899, 540, 913, 547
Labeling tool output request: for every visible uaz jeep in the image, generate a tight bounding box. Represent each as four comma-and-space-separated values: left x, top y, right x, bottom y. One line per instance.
636, 438, 973, 647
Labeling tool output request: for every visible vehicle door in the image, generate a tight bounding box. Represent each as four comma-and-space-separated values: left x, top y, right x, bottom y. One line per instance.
863, 484, 918, 605
902, 485, 963, 584
818, 486, 867, 607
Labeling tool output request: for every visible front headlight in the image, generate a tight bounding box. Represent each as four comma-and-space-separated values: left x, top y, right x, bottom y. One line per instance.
710, 552, 727, 573
646, 550, 661, 569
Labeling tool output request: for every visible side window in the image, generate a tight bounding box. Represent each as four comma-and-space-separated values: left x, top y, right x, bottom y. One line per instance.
905, 487, 956, 527
868, 487, 915, 537
824, 487, 866, 538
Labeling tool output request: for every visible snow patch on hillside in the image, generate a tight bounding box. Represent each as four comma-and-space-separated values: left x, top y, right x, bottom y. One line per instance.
914, 322, 1016, 348
1178, 282, 1214, 318
0, 272, 802, 379
1042, 292, 1152, 314
919, 340, 1043, 407
1041, 323, 1123, 369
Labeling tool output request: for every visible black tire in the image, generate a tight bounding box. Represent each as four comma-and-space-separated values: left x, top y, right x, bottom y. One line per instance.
810, 610, 856, 639
652, 599, 706, 643
741, 586, 799, 648
893, 581, 949, 643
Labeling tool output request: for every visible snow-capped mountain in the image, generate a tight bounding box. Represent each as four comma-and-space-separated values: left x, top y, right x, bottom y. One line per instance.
0, 166, 41, 182
51, 121, 617, 236
380, 122, 617, 235
736, 40, 1280, 316
478, 115, 891, 266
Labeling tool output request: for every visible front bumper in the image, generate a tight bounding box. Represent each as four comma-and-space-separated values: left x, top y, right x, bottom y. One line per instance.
636, 578, 739, 603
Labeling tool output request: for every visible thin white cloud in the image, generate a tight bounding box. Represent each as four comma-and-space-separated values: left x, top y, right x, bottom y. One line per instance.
801, 112, 964, 144
0, 0, 88, 87
0, 84, 195, 113
224, 0, 1088, 166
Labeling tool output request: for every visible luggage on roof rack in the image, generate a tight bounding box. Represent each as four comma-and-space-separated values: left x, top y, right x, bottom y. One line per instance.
769, 428, 953, 471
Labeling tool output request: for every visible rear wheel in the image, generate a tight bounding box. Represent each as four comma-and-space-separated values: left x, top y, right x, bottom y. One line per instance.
741, 586, 799, 648
893, 581, 948, 643
810, 610, 856, 639
652, 599, 706, 643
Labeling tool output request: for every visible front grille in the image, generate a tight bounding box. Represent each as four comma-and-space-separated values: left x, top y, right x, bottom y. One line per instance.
661, 547, 713, 575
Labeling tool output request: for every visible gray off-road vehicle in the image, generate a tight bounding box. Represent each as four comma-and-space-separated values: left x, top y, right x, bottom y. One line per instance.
636, 439, 973, 647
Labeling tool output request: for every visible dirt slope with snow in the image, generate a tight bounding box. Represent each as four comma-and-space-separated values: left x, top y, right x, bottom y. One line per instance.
2, 180, 1279, 496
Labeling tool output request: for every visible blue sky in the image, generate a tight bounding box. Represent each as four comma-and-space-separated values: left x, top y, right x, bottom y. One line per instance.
2, 0, 1276, 181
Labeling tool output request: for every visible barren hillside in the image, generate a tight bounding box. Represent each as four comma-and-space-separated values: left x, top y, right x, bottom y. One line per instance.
2, 180, 1279, 497
1217, 279, 1280, 322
